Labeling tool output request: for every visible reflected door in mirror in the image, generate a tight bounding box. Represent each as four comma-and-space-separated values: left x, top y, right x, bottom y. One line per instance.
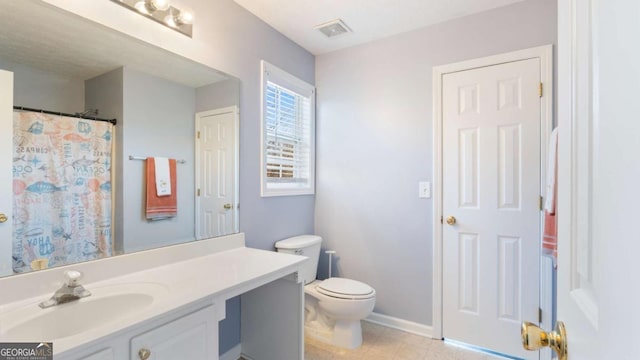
195, 107, 239, 239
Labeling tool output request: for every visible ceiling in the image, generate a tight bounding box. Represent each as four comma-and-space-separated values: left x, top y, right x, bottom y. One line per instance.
233, 0, 526, 55
0, 1, 228, 87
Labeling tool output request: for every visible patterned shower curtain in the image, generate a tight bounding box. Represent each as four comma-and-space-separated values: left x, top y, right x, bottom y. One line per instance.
12, 111, 113, 273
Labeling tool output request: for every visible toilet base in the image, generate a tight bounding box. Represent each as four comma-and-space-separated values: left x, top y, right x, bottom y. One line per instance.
305, 318, 363, 350
332, 319, 363, 349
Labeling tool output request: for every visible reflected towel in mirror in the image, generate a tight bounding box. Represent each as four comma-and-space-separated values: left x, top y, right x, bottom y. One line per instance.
146, 157, 177, 220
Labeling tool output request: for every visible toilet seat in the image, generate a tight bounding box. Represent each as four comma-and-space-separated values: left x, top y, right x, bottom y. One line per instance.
316, 278, 375, 300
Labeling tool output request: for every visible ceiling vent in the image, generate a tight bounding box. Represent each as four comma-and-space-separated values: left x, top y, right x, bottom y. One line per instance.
315, 19, 352, 38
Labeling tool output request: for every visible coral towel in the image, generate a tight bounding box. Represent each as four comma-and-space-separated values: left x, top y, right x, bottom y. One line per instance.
146, 157, 177, 220
542, 128, 558, 264
542, 210, 557, 261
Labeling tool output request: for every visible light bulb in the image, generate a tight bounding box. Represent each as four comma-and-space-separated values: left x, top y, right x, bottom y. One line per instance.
165, 9, 193, 27
164, 14, 177, 28
178, 11, 193, 25
136, 0, 170, 14
134, 1, 150, 14
150, 0, 170, 11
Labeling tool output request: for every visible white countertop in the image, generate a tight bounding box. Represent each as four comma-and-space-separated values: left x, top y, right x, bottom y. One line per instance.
0, 244, 307, 355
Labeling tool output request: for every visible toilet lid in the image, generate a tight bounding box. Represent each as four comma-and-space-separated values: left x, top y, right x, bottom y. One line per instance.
316, 278, 375, 300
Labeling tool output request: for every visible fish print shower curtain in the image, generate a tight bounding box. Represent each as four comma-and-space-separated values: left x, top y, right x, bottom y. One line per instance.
12, 111, 113, 273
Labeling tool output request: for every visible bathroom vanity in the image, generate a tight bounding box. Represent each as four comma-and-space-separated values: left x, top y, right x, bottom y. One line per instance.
0, 233, 306, 360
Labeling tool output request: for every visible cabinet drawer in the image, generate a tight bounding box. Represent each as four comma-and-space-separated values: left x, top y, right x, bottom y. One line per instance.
78, 347, 113, 360
130, 305, 217, 360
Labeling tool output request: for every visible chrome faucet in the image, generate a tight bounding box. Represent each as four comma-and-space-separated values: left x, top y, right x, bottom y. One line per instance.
39, 270, 91, 308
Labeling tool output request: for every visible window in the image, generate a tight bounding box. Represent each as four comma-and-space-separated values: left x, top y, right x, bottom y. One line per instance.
261, 60, 315, 196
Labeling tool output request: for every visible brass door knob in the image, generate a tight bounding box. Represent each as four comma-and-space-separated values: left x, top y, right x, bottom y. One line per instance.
138, 348, 151, 360
446, 216, 456, 225
223, 203, 232, 210
521, 321, 567, 360
0, 213, 7, 223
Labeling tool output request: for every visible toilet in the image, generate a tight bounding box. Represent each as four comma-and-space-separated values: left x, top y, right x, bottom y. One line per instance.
275, 235, 376, 349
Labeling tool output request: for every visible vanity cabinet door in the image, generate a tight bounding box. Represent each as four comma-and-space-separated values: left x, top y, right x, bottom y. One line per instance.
130, 305, 218, 360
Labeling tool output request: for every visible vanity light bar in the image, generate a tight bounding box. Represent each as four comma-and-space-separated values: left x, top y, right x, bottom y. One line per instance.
111, 0, 193, 38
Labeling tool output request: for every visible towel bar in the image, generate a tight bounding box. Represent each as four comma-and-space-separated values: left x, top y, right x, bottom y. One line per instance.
129, 155, 186, 164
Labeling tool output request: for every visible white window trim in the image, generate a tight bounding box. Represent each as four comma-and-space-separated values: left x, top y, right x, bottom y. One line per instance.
260, 60, 316, 197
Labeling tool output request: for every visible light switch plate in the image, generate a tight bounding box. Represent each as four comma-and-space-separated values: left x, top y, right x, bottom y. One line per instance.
419, 181, 431, 198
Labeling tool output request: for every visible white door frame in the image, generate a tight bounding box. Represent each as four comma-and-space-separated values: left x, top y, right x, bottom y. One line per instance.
0, 70, 14, 276
194, 105, 240, 239
432, 45, 554, 339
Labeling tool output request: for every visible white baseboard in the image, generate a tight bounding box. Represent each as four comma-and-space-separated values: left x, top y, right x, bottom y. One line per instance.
365, 312, 434, 338
219, 344, 242, 360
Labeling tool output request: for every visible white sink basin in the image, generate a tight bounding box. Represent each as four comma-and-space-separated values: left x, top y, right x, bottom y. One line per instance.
0, 283, 168, 341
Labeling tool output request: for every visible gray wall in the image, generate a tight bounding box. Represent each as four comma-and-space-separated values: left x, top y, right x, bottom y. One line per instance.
121, 67, 197, 253
86, 70, 242, 253
188, 1, 316, 251
85, 68, 125, 251
196, 79, 240, 112
0, 59, 84, 114
314, 0, 557, 326
87, 67, 197, 253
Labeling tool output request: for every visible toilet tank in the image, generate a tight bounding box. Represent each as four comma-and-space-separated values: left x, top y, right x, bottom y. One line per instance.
275, 235, 322, 284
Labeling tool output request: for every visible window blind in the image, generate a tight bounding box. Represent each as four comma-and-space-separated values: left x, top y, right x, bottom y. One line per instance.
264, 82, 311, 182
261, 61, 315, 196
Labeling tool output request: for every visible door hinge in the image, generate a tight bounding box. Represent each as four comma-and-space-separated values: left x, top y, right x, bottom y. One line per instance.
539, 82, 543, 98
197, 188, 201, 196
538, 307, 543, 323
197, 131, 201, 139
539, 196, 544, 211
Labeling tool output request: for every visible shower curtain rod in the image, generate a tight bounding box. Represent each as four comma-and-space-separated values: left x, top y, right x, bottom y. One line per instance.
13, 106, 117, 125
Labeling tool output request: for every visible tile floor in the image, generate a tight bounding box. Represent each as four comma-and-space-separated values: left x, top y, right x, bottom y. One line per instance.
304, 322, 508, 360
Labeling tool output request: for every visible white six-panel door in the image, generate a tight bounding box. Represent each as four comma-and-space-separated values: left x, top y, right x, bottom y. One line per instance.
554, 0, 640, 358
195, 107, 238, 239
442, 59, 541, 359
0, 70, 13, 276
554, 0, 599, 357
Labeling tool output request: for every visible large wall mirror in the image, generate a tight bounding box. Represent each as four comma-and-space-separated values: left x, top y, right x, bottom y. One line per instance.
0, 1, 240, 277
